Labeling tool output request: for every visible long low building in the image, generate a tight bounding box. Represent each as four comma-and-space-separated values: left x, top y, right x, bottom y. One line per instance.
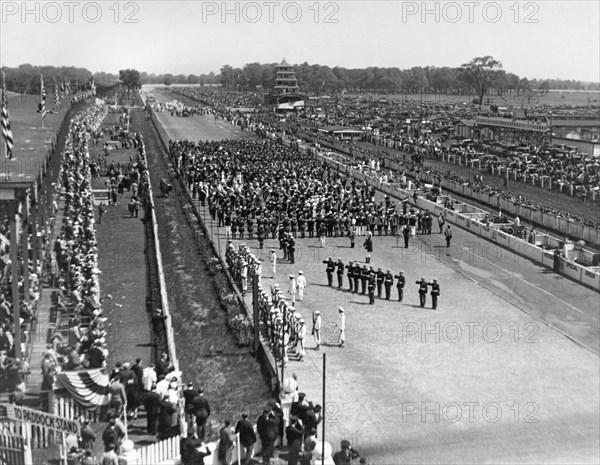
317, 125, 364, 140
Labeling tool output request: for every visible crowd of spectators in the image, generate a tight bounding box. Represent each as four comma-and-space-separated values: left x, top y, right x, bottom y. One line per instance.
173, 87, 264, 110
43, 104, 111, 394
170, 86, 599, 231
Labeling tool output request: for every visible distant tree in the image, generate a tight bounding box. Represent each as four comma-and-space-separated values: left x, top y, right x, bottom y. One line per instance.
163, 74, 173, 86
118, 69, 141, 98
460, 56, 503, 107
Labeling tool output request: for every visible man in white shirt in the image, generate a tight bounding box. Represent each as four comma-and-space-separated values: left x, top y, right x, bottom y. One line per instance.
312, 310, 321, 350
338, 307, 346, 348
141, 364, 157, 392
270, 249, 277, 278
288, 275, 296, 305
155, 375, 170, 400
296, 271, 307, 301
297, 320, 306, 360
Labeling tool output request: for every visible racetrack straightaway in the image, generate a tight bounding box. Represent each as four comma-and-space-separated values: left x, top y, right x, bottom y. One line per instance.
130, 107, 272, 439
149, 91, 600, 464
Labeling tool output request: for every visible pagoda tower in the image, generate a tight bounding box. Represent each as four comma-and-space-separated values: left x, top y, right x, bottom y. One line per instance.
274, 58, 299, 95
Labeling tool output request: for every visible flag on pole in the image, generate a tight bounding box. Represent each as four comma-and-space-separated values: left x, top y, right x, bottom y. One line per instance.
37, 74, 47, 117
1, 71, 15, 160
53, 76, 61, 109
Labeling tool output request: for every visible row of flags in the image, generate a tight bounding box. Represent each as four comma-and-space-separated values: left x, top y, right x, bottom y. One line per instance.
37, 74, 72, 117
1, 72, 94, 160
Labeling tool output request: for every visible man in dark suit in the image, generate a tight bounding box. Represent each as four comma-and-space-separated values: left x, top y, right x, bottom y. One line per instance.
192, 389, 211, 441
131, 358, 144, 387
286, 416, 304, 460
236, 413, 257, 463
257, 409, 278, 464
140, 384, 161, 435
183, 382, 199, 425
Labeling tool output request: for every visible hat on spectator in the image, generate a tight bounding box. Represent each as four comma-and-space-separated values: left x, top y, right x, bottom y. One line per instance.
298, 271, 303, 274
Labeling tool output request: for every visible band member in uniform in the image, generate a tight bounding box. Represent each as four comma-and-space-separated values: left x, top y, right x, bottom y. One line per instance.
402, 225, 410, 248
363, 232, 373, 263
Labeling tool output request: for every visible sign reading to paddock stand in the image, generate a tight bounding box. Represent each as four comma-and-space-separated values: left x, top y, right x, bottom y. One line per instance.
2, 403, 80, 436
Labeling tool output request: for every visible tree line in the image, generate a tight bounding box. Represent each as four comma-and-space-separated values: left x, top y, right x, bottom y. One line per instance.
2, 64, 94, 93
3, 61, 598, 96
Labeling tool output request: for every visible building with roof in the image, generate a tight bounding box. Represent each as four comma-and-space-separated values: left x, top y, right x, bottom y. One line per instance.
267, 59, 305, 108
274, 59, 299, 96
317, 126, 364, 140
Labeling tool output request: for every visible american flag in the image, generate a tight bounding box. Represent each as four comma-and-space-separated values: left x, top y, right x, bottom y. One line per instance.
1, 70, 14, 160
37, 74, 47, 117
53, 76, 61, 109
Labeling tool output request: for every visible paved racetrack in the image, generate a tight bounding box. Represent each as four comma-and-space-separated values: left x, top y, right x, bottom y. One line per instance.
151, 91, 600, 464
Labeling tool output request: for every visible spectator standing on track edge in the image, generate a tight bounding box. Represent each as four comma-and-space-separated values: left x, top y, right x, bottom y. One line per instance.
445, 225, 453, 247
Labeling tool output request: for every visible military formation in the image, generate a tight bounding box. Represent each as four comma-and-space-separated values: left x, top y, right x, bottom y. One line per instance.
322, 257, 440, 308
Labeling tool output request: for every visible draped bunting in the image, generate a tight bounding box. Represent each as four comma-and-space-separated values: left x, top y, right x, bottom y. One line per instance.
55, 368, 110, 408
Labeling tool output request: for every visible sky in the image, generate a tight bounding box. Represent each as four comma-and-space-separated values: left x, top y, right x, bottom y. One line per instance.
1, 0, 599, 82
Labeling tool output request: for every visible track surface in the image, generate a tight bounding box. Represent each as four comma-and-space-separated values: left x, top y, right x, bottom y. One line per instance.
151, 91, 600, 464
130, 106, 272, 437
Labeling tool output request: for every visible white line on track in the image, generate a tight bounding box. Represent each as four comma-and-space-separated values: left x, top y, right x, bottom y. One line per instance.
422, 243, 599, 354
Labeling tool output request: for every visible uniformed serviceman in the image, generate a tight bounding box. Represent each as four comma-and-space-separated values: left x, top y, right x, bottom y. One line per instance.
376, 268, 385, 298
368, 271, 376, 305
336, 258, 345, 288
394, 271, 405, 302
402, 225, 410, 248
384, 270, 394, 300
416, 277, 428, 308
288, 236, 296, 264
360, 265, 369, 295
429, 278, 440, 309
312, 310, 321, 350
352, 263, 360, 294
346, 261, 354, 292
323, 257, 335, 287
